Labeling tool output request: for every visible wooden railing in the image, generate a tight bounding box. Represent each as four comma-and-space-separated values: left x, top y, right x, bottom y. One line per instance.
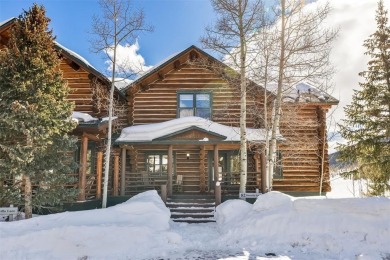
219, 171, 261, 194
124, 172, 169, 195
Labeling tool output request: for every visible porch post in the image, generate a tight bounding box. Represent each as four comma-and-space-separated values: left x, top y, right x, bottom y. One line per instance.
260, 144, 267, 193
120, 148, 126, 196
78, 134, 88, 201
213, 144, 219, 185
96, 151, 103, 199
168, 145, 173, 196
113, 152, 119, 196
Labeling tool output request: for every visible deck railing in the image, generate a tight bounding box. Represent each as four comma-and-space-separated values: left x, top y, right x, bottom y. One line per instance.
219, 171, 261, 194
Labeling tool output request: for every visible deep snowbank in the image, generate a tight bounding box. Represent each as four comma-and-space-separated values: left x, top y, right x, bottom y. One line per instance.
215, 191, 390, 259
0, 191, 177, 259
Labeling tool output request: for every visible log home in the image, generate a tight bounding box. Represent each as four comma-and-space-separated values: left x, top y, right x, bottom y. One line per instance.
0, 18, 128, 202
1, 16, 338, 206
116, 45, 339, 200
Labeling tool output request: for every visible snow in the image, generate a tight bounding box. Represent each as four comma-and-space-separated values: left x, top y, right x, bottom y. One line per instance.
71, 111, 97, 123
111, 77, 133, 90
1, 184, 389, 259
116, 116, 280, 143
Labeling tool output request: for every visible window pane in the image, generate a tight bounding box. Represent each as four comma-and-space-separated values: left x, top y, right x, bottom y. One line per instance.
196, 94, 210, 108
179, 94, 194, 108
162, 155, 168, 164
180, 108, 194, 117
154, 165, 160, 172
196, 108, 210, 119
161, 165, 168, 173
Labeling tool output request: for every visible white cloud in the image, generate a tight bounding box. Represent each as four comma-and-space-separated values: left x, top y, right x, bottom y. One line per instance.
105, 40, 152, 76
311, 0, 390, 126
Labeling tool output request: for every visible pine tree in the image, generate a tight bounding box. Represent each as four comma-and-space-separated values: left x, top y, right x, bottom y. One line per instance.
0, 4, 78, 217
338, 0, 390, 196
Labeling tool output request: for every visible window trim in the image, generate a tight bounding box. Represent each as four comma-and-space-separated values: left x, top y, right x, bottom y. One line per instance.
176, 90, 213, 119
144, 151, 176, 174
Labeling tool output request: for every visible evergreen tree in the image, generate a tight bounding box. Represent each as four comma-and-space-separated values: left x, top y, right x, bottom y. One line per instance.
0, 4, 78, 217
338, 0, 390, 196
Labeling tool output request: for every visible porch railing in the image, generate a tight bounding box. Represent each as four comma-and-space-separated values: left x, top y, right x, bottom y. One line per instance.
125, 172, 169, 195
219, 171, 261, 194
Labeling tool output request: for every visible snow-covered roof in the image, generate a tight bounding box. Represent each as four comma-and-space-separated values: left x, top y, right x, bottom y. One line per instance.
72, 112, 117, 125
111, 77, 134, 90
116, 116, 280, 144
72, 112, 98, 123
0, 17, 15, 29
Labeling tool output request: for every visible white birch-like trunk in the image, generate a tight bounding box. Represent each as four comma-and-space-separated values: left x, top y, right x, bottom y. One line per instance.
238, 0, 247, 195
268, 0, 286, 191
102, 9, 118, 208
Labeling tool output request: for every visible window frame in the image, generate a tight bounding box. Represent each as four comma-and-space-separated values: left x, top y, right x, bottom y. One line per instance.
273, 150, 283, 179
177, 90, 213, 119
144, 152, 176, 175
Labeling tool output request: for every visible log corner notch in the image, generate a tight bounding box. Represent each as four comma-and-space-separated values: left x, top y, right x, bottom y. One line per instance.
174, 60, 181, 70
64, 57, 80, 71
189, 50, 199, 61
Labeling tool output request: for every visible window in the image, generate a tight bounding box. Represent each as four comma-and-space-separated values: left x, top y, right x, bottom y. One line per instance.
178, 92, 211, 119
74, 142, 96, 175
273, 151, 283, 178
146, 154, 168, 174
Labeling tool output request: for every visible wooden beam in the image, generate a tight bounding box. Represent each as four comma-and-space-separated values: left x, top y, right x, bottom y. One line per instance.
113, 154, 119, 196
82, 132, 100, 142
96, 151, 103, 199
168, 145, 173, 196
78, 135, 88, 201
120, 148, 126, 196
199, 145, 206, 193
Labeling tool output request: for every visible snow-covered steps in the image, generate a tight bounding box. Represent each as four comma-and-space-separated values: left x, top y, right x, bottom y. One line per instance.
167, 194, 216, 223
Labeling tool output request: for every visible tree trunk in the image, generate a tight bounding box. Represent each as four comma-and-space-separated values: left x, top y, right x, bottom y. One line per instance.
102, 6, 118, 208
238, 0, 247, 195
268, 0, 286, 191
24, 175, 32, 219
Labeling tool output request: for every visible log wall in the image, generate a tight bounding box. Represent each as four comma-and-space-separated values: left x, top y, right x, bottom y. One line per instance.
129, 63, 261, 128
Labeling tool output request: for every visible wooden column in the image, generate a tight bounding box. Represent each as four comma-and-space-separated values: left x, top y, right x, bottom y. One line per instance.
260, 145, 267, 193
78, 135, 88, 201
213, 144, 219, 186
168, 145, 173, 196
120, 148, 126, 196
113, 153, 119, 196
96, 151, 103, 199
199, 145, 206, 193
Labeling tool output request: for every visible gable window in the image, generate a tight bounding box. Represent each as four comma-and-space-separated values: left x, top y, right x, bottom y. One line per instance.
178, 92, 211, 119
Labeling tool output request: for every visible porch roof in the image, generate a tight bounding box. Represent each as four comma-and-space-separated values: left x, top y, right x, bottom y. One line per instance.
115, 116, 282, 145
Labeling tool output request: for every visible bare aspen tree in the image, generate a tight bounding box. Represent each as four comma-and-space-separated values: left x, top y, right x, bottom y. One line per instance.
201, 0, 264, 196
257, 0, 338, 191
91, 0, 152, 208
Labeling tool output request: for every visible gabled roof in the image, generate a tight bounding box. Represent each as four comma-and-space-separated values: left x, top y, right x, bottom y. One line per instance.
0, 17, 127, 101
124, 45, 338, 105
115, 116, 281, 145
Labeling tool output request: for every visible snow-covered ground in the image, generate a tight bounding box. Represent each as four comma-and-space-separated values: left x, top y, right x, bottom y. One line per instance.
1, 182, 389, 260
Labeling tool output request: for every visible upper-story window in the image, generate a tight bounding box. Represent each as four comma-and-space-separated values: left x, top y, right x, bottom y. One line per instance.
178, 92, 211, 119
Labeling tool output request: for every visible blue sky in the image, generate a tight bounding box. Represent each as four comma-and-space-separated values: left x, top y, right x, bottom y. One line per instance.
0, 0, 216, 72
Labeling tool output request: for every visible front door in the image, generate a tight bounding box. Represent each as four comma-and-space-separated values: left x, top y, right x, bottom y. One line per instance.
208, 151, 240, 191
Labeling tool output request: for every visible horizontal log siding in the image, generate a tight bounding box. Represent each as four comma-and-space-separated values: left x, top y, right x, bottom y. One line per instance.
274, 104, 330, 193
130, 64, 260, 128
60, 61, 94, 114
60, 60, 128, 132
